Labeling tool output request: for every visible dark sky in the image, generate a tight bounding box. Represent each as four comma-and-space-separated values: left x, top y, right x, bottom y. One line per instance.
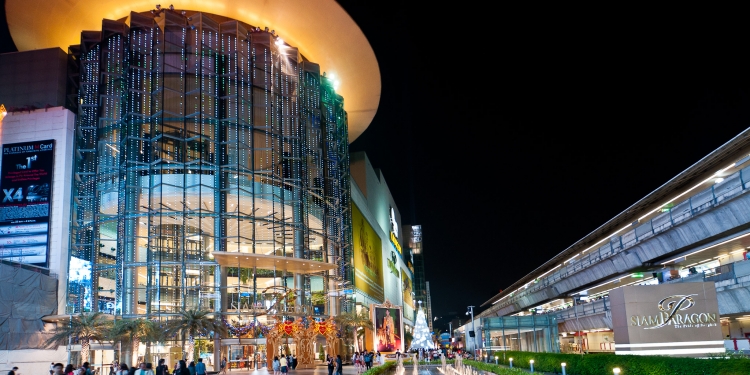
3, 1, 750, 331
335, 2, 750, 329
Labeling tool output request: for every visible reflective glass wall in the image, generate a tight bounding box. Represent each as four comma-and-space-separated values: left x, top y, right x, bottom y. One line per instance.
66, 10, 353, 326
482, 315, 560, 354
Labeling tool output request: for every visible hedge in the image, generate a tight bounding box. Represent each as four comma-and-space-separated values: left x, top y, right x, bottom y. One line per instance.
362, 360, 397, 375
465, 351, 750, 375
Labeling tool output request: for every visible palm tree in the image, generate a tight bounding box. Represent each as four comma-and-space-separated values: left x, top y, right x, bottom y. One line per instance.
334, 309, 374, 352
110, 318, 160, 365
165, 309, 227, 361
45, 312, 111, 363
432, 329, 443, 349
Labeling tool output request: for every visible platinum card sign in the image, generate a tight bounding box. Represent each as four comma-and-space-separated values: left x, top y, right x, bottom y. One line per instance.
0, 140, 54, 266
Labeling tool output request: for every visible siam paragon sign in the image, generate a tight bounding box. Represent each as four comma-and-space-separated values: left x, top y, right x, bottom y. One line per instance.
610, 282, 724, 357
630, 294, 718, 329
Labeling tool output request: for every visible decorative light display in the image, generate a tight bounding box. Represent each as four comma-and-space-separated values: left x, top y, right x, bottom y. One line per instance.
409, 305, 432, 350
221, 316, 270, 337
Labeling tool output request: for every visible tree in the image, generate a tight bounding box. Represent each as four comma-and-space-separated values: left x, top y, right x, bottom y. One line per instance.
110, 318, 160, 365
409, 308, 431, 350
165, 309, 227, 361
431, 329, 443, 349
45, 312, 111, 363
334, 309, 374, 352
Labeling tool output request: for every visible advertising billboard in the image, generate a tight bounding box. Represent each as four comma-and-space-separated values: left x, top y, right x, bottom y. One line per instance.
0, 140, 54, 266
373, 304, 403, 353
402, 269, 413, 307
352, 203, 384, 301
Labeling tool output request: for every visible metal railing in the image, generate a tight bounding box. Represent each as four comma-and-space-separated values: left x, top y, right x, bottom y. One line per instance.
495, 165, 750, 311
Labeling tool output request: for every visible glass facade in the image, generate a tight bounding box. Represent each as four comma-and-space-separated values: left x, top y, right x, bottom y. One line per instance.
66, 9, 353, 331
482, 315, 560, 354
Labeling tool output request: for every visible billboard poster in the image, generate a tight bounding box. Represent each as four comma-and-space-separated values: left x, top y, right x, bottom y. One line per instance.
373, 305, 403, 353
352, 203, 384, 301
402, 268, 414, 308
0, 140, 54, 266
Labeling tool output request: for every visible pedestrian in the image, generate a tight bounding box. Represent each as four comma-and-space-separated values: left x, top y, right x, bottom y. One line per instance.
187, 362, 195, 375
82, 363, 93, 375
8, 366, 18, 375
116, 364, 129, 375
177, 359, 190, 375
279, 355, 288, 375
326, 355, 334, 375
64, 365, 75, 375
335, 355, 342, 375
145, 363, 155, 375
194, 359, 205, 375
155, 360, 168, 375
272, 356, 280, 375
220, 358, 227, 375
52, 364, 65, 375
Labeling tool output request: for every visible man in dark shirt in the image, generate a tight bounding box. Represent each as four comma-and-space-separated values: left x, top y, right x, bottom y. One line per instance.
155, 359, 168, 375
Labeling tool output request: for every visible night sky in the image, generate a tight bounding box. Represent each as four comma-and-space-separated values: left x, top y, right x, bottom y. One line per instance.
3, 1, 750, 331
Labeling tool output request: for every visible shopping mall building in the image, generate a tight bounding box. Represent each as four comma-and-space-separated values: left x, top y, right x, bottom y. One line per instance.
458, 126, 750, 358
0, 1, 415, 372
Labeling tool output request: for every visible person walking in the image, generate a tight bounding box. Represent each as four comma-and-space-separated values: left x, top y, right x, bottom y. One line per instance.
155, 359, 168, 375
220, 358, 227, 375
8, 366, 18, 375
272, 357, 280, 375
326, 355, 334, 375
194, 359, 205, 375
52, 364, 65, 375
115, 364, 129, 375
279, 355, 288, 375
175, 361, 189, 375
187, 363, 195, 375
335, 355, 342, 375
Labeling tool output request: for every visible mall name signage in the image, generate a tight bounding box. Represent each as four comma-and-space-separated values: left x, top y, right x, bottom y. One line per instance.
390, 232, 402, 254
611, 283, 724, 357
630, 294, 718, 329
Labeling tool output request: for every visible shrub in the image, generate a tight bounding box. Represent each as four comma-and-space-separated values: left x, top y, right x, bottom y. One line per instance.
466, 351, 750, 375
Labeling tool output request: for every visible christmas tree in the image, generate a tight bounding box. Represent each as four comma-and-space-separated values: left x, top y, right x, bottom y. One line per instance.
409, 303, 433, 350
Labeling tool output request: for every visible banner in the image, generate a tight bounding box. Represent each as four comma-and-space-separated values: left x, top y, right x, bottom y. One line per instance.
373, 306, 403, 353
352, 203, 384, 301
0, 140, 54, 266
402, 269, 413, 307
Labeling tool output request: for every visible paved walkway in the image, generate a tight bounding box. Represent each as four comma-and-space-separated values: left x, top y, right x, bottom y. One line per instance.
215, 363, 443, 375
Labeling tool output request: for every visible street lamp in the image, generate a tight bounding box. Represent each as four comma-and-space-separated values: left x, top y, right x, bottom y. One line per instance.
466, 306, 478, 358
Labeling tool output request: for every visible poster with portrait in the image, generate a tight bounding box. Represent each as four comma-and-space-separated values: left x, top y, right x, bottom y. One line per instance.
372, 304, 403, 353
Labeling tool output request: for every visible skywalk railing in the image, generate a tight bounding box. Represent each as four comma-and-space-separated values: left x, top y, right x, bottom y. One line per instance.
495, 164, 750, 311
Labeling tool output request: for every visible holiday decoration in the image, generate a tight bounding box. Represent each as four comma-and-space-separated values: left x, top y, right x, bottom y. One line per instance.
409, 303, 432, 350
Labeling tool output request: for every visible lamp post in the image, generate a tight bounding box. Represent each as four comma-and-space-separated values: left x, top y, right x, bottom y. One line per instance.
613, 368, 621, 375
530, 359, 535, 373
509, 358, 513, 368
561, 363, 566, 375
466, 306, 478, 358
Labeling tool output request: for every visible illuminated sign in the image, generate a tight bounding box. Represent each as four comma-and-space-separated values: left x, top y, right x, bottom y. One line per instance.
610, 283, 724, 357
0, 140, 54, 266
389, 207, 398, 238
630, 294, 718, 329
390, 231, 402, 254
352, 204, 384, 301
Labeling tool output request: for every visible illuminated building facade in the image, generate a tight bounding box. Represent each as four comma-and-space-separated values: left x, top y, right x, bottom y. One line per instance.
0, 1, 382, 371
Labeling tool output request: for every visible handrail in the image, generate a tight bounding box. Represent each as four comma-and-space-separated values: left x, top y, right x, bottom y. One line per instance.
492, 165, 750, 312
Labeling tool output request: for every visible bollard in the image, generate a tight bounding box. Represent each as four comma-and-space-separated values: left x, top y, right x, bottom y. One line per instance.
494, 356, 498, 365
561, 363, 566, 375
509, 358, 513, 368
530, 360, 534, 373
613, 368, 621, 375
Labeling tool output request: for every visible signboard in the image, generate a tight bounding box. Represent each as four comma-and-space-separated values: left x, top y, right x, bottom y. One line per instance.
402, 269, 413, 308
372, 304, 404, 353
0, 140, 54, 266
610, 282, 724, 357
352, 203, 384, 301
